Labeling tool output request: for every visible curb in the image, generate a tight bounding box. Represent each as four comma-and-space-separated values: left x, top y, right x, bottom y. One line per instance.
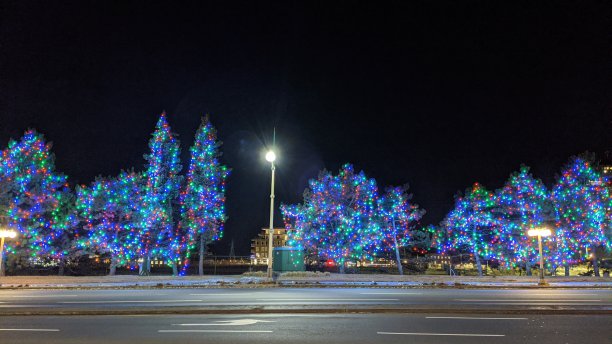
1, 283, 611, 290
2, 305, 610, 316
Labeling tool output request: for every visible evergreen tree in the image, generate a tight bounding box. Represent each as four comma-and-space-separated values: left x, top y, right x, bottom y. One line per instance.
180, 116, 229, 276
282, 164, 380, 273
0, 130, 76, 275
442, 183, 500, 276
552, 156, 611, 276
138, 113, 183, 275
378, 185, 424, 275
495, 165, 551, 275
76, 171, 144, 275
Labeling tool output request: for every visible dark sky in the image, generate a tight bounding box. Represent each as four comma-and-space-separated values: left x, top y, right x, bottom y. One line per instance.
1, 1, 610, 255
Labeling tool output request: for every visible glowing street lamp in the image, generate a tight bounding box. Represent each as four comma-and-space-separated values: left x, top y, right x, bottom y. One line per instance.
527, 227, 552, 286
265, 149, 276, 279
0, 229, 17, 277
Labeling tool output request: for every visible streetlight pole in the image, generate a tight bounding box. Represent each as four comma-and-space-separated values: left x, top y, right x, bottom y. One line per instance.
528, 227, 552, 286
265, 150, 276, 279
537, 234, 544, 283
0, 229, 17, 277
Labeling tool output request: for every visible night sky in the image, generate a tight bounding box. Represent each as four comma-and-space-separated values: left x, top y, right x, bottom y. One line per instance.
1, 1, 610, 255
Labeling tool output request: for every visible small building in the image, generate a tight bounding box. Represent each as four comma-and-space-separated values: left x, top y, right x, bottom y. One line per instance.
250, 228, 288, 265
426, 253, 452, 269
602, 165, 612, 187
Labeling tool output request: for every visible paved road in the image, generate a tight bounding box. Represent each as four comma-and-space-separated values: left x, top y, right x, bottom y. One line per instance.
0, 287, 610, 314
0, 313, 609, 344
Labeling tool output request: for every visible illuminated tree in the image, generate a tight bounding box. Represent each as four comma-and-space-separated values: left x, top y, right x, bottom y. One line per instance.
552, 156, 611, 276
138, 113, 183, 275
0, 130, 76, 275
76, 171, 144, 275
282, 164, 381, 273
441, 183, 500, 276
180, 116, 229, 276
495, 166, 551, 275
377, 185, 424, 275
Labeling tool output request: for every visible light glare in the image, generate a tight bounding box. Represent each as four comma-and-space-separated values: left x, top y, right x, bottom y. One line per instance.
265, 150, 276, 162
528, 228, 552, 237
0, 230, 17, 238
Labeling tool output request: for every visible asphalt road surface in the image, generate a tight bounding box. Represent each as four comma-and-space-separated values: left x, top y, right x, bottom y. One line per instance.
0, 287, 610, 314
0, 313, 610, 344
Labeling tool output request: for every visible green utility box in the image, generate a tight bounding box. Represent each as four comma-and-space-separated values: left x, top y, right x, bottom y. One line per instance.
272, 247, 305, 272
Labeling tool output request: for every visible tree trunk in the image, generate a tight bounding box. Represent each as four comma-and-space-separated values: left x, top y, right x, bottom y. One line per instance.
474, 253, 483, 276
564, 264, 570, 276
339, 261, 345, 274
172, 264, 178, 276
139, 255, 151, 276
592, 246, 599, 277
526, 260, 532, 276
109, 256, 118, 276
58, 257, 66, 276
199, 235, 205, 276
391, 220, 403, 275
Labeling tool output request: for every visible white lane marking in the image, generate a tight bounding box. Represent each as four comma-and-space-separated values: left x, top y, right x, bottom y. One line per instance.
510, 293, 599, 296
456, 299, 602, 302
426, 316, 528, 320
0, 305, 54, 308
0, 329, 60, 332
159, 330, 273, 333
256, 298, 399, 301
455, 302, 608, 305
360, 292, 422, 295
59, 299, 202, 304
190, 293, 254, 296
5, 295, 79, 298
173, 319, 276, 326
378, 332, 504, 337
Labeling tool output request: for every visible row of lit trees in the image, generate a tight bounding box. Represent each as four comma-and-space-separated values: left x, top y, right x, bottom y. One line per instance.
0, 114, 228, 276
282, 164, 425, 274
433, 157, 611, 276
282, 158, 611, 276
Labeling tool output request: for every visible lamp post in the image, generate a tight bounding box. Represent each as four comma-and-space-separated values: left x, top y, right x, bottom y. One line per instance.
265, 150, 276, 279
0, 229, 17, 277
527, 227, 552, 286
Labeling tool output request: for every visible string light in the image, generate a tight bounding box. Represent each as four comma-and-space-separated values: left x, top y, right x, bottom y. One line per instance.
137, 113, 183, 274
0, 130, 75, 261
179, 116, 229, 275
281, 164, 381, 270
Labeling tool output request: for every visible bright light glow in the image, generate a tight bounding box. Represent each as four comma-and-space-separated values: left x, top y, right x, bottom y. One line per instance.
265, 150, 276, 162
0, 230, 17, 238
528, 228, 552, 237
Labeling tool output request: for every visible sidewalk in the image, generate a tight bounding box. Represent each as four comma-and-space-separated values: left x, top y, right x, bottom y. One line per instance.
1, 274, 611, 289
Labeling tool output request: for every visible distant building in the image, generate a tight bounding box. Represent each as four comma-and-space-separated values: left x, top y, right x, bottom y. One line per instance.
250, 228, 288, 265
602, 165, 612, 186
426, 253, 451, 269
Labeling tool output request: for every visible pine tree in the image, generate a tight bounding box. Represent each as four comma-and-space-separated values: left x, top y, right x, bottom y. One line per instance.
442, 183, 500, 276
76, 171, 144, 275
138, 113, 183, 275
0, 130, 76, 275
282, 164, 380, 273
378, 185, 424, 275
552, 156, 611, 276
495, 166, 551, 275
180, 116, 229, 276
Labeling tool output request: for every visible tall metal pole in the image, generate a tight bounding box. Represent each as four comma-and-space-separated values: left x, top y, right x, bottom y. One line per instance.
538, 234, 545, 285
0, 236, 5, 277
267, 162, 276, 278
